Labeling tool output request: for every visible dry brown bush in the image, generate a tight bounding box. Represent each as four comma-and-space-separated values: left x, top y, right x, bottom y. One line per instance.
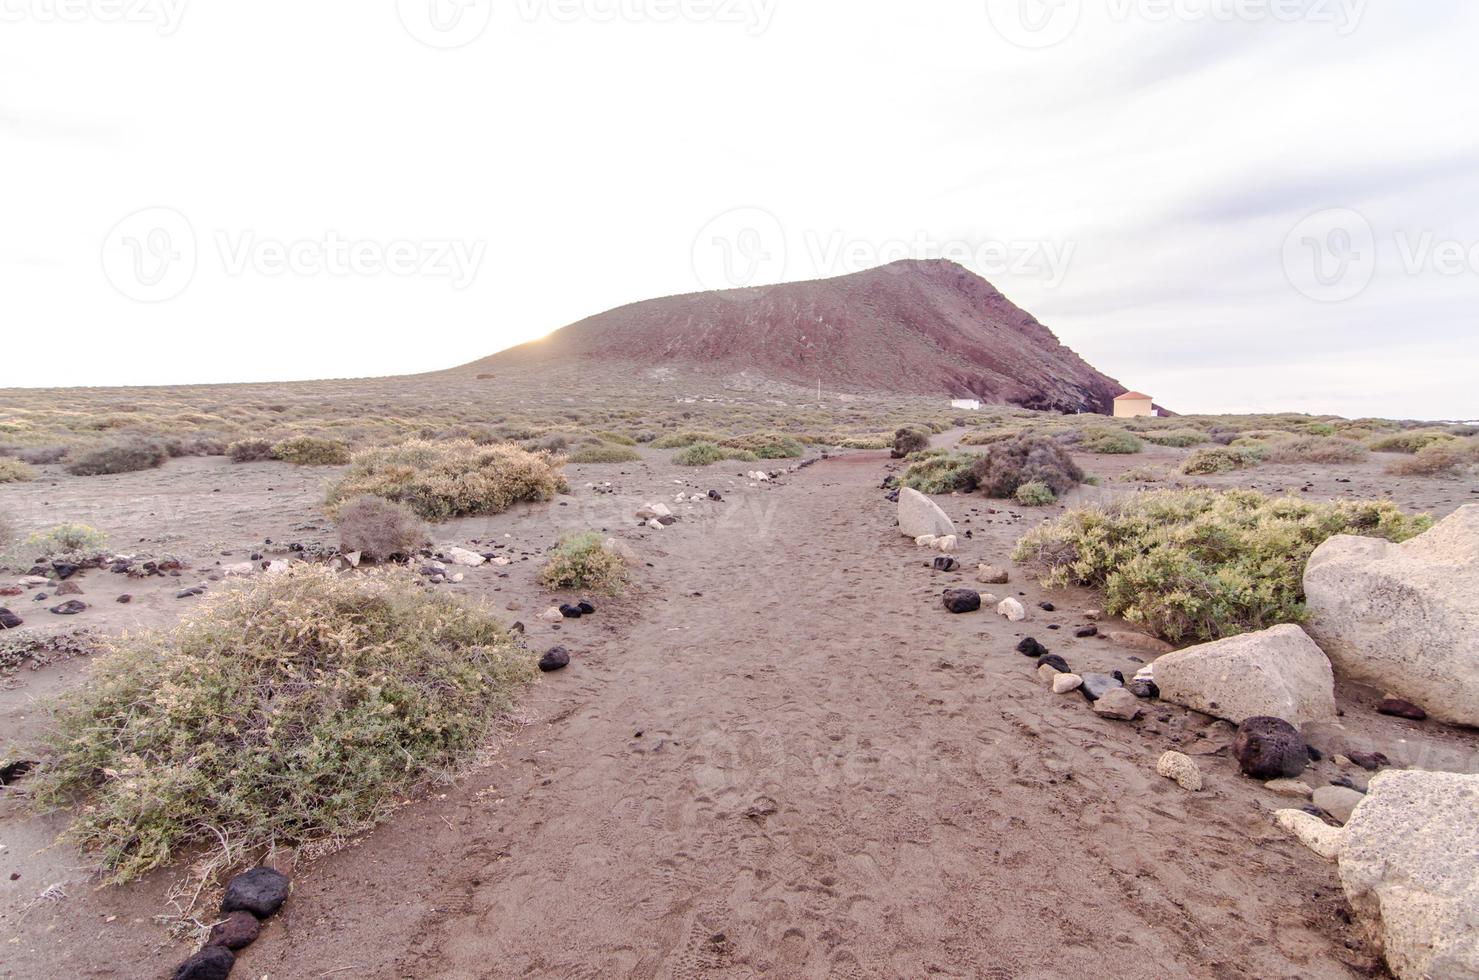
335, 495, 431, 562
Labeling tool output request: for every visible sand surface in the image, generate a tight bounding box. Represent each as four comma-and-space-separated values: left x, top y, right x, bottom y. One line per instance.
2, 438, 1477, 978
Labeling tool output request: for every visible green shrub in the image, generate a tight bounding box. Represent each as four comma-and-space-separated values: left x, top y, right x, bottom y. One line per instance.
0, 458, 36, 483
1014, 481, 1057, 506
1181, 445, 1266, 475
1078, 428, 1144, 455
539, 532, 626, 594
227, 438, 276, 462
1012, 489, 1431, 643
271, 436, 351, 466
327, 440, 566, 521
900, 452, 980, 494
723, 433, 805, 459
673, 442, 756, 467
1368, 431, 1456, 454
65, 440, 167, 476
652, 430, 723, 450
32, 565, 536, 884
971, 434, 1084, 499
567, 443, 642, 464
891, 426, 932, 459
1141, 429, 1207, 448
335, 495, 430, 562
24, 523, 107, 558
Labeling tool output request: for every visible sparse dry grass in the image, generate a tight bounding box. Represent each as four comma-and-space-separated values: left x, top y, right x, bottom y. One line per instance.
0, 458, 36, 483
327, 440, 567, 522
335, 495, 431, 562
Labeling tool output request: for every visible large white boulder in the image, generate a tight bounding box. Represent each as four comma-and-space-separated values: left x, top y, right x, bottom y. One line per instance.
1338, 770, 1479, 980
1152, 623, 1337, 725
897, 487, 956, 539
1304, 505, 1479, 726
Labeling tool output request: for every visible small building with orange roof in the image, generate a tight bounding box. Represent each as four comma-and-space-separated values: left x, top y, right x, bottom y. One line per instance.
1113, 391, 1155, 418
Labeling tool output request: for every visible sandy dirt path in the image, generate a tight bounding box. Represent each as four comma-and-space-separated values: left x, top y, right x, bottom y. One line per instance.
229, 448, 1377, 980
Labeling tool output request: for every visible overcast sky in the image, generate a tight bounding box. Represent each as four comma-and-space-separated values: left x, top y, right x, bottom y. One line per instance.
2, 1, 1476, 418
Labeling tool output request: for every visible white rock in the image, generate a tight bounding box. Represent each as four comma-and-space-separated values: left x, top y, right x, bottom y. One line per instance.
539, 607, 565, 623
1314, 785, 1366, 824
651, 503, 673, 518
1275, 809, 1341, 861
1156, 751, 1203, 791
1338, 770, 1479, 980
450, 572, 465, 584
1265, 778, 1315, 799
915, 535, 939, 549
1037, 664, 1061, 686
1052, 673, 1083, 694
222, 562, 255, 577
264, 560, 293, 576
18, 576, 49, 587
997, 597, 1028, 622
491, 556, 513, 566
1305, 505, 1479, 727
646, 519, 663, 530
1151, 623, 1337, 726
447, 547, 486, 568
897, 487, 956, 539
343, 551, 362, 568
935, 535, 958, 553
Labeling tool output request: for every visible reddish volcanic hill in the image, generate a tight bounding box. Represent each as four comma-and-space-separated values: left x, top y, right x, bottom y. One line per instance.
467, 259, 1123, 413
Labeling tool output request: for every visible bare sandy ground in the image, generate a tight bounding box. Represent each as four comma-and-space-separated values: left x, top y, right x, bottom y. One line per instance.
1, 440, 1476, 978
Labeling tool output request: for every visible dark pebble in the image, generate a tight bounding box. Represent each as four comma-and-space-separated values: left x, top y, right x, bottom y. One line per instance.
117, 594, 133, 604
1347, 751, 1389, 771
577, 600, 596, 615
206, 910, 261, 950
932, 556, 959, 572
0, 608, 22, 630
1079, 673, 1123, 702
1127, 679, 1159, 699
48, 600, 87, 616
942, 589, 981, 614
539, 646, 571, 672
1233, 716, 1309, 779
1376, 698, 1427, 721
1036, 654, 1070, 674
1016, 636, 1049, 659
220, 867, 290, 918
1038, 602, 1055, 612
559, 604, 583, 619
170, 946, 234, 980
1075, 625, 1098, 638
